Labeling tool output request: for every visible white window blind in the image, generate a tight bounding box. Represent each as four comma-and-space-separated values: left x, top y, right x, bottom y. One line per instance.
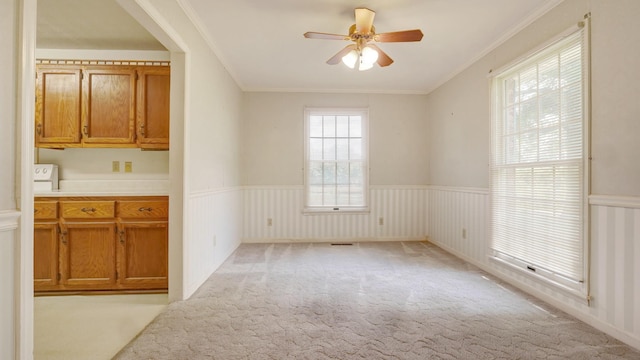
490, 27, 587, 290
304, 108, 369, 212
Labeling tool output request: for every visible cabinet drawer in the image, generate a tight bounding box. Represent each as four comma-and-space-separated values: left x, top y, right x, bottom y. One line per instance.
34, 201, 57, 220
60, 201, 115, 219
118, 200, 168, 219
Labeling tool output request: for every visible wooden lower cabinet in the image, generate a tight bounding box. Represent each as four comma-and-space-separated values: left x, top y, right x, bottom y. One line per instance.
34, 196, 168, 294
118, 222, 168, 289
34, 222, 59, 289
60, 221, 117, 289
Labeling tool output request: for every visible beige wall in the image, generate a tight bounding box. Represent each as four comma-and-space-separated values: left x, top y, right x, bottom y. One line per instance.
427, 0, 640, 197
242, 92, 429, 186
0, 0, 18, 358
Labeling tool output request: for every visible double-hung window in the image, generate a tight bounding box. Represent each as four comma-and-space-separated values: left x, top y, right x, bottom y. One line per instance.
304, 108, 369, 212
490, 24, 589, 294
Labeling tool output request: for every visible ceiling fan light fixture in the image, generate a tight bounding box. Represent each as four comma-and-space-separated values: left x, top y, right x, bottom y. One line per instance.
361, 46, 379, 63
342, 49, 358, 69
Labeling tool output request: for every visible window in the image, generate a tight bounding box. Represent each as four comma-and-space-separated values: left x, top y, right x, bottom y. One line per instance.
490, 25, 588, 294
304, 108, 369, 212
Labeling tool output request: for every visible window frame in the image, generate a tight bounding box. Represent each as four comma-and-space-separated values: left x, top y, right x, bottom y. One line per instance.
489, 21, 591, 299
303, 107, 370, 214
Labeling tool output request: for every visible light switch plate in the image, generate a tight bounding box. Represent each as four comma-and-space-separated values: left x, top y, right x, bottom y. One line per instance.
112, 161, 120, 172
124, 161, 132, 173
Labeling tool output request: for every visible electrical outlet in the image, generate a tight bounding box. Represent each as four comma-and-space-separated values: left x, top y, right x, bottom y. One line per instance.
267, 218, 273, 226
112, 161, 120, 172
124, 161, 132, 173
462, 228, 467, 239
379, 217, 384, 226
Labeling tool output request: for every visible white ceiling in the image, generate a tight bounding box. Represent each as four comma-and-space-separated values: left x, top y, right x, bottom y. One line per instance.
36, 0, 562, 94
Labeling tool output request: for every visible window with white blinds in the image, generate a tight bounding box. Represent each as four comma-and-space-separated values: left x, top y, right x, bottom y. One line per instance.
304, 108, 369, 212
490, 27, 588, 291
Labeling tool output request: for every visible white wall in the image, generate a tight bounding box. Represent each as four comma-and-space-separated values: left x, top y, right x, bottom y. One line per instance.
426, 0, 640, 350
134, 0, 244, 299
1, 0, 19, 358
242, 92, 429, 186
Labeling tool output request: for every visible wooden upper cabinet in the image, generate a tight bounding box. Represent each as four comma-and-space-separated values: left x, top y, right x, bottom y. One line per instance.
137, 66, 170, 150
35, 66, 82, 147
82, 67, 137, 146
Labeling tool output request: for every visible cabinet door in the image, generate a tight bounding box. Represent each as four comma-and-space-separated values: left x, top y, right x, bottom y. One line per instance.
34, 222, 59, 290
117, 222, 168, 289
59, 222, 117, 289
35, 66, 82, 147
82, 67, 136, 146
137, 66, 170, 150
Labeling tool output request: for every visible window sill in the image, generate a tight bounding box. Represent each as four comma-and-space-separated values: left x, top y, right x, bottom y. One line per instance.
303, 207, 370, 215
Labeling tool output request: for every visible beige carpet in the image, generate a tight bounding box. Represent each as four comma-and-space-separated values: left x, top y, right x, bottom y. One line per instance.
115, 242, 640, 359
35, 294, 167, 360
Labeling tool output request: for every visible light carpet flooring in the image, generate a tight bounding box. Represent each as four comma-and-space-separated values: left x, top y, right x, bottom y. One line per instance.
34, 293, 167, 360
115, 241, 640, 359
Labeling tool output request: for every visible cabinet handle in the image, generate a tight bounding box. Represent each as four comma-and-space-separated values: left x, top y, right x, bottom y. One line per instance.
119, 230, 125, 244
81, 207, 96, 213
60, 230, 68, 245
83, 125, 88, 136
139, 124, 145, 136
138, 207, 152, 212
36, 123, 42, 135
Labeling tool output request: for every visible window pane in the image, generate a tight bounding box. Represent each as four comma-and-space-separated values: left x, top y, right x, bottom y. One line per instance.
308, 161, 323, 185
350, 162, 363, 184
337, 185, 350, 206
323, 162, 336, 184
505, 105, 518, 135
350, 139, 362, 160
539, 91, 560, 127
350, 186, 364, 206
505, 76, 519, 106
538, 56, 559, 93
519, 66, 538, 101
350, 116, 362, 137
336, 116, 349, 137
539, 127, 559, 161
323, 139, 336, 160
310, 116, 323, 137
323, 116, 336, 137
337, 162, 349, 184
309, 138, 323, 160
336, 139, 349, 161
520, 99, 538, 130
323, 185, 336, 206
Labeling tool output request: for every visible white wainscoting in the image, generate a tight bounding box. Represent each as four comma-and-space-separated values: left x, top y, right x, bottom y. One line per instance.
184, 188, 242, 297
427, 187, 640, 350
590, 199, 640, 345
241, 186, 429, 243
0, 210, 19, 360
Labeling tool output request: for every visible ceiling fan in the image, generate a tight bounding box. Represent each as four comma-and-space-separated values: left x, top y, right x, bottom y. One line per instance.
304, 7, 423, 71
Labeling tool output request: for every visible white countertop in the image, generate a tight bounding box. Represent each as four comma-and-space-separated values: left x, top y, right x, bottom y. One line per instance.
34, 179, 170, 197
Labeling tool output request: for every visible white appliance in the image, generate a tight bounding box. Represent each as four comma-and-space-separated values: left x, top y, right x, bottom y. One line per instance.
34, 164, 59, 192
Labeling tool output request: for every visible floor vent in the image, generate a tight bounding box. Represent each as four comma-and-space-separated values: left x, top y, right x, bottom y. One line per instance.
331, 243, 353, 246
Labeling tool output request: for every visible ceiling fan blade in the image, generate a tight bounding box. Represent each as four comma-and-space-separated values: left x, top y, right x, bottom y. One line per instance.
368, 44, 394, 67
304, 32, 349, 40
355, 8, 375, 34
375, 29, 424, 42
327, 44, 357, 65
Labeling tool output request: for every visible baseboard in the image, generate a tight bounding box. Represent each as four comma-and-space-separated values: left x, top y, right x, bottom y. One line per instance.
241, 237, 427, 244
